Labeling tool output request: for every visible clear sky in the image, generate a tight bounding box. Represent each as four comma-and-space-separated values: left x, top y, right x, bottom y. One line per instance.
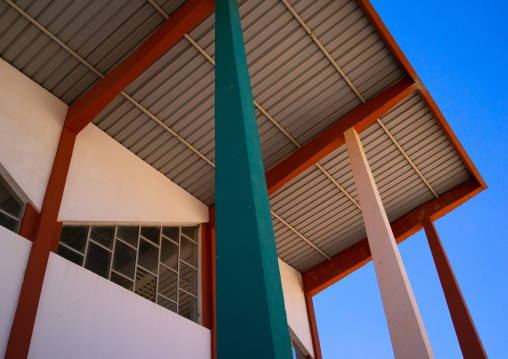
314, 0, 508, 358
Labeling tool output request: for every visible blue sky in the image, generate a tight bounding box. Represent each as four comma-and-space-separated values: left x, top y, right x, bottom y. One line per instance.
314, 0, 508, 358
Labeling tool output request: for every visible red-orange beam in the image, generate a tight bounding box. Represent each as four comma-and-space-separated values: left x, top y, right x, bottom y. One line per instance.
211, 220, 217, 359
201, 220, 218, 356
354, 0, 419, 83
201, 222, 213, 330
418, 89, 487, 189
5, 128, 76, 359
18, 203, 39, 242
302, 178, 483, 297
65, 0, 215, 134
354, 0, 487, 190
305, 293, 322, 359
423, 218, 488, 359
265, 77, 417, 196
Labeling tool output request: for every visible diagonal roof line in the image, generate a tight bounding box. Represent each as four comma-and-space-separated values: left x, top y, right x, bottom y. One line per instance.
280, 0, 439, 199
5, 0, 215, 168
9, 0, 333, 261
146, 1, 335, 260
147, 0, 362, 211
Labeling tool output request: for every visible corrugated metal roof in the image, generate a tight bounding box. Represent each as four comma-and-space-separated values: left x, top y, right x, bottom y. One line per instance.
0, 0, 473, 273
270, 91, 471, 272
0, 0, 174, 103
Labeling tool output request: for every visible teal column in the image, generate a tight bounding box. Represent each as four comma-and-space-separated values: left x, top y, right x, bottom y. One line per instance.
215, 0, 293, 358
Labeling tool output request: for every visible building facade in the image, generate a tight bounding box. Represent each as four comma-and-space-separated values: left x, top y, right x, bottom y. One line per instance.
0, 0, 487, 358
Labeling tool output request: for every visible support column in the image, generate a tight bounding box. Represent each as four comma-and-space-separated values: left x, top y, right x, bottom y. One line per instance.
304, 293, 322, 359
5, 127, 76, 359
201, 211, 217, 359
422, 218, 488, 358
344, 128, 434, 359
215, 0, 292, 358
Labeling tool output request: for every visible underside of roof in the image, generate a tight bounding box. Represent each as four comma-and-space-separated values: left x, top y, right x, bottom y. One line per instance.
0, 0, 481, 272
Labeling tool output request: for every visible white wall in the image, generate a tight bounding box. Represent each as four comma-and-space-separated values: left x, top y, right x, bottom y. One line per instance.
59, 123, 208, 224
279, 258, 315, 357
0, 58, 68, 211
0, 59, 208, 224
30, 253, 210, 359
0, 227, 32, 358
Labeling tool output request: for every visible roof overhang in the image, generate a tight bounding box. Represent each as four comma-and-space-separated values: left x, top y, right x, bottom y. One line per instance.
0, 0, 485, 275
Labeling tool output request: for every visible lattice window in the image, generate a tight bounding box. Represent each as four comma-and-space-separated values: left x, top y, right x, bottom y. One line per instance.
58, 224, 199, 323
0, 175, 24, 233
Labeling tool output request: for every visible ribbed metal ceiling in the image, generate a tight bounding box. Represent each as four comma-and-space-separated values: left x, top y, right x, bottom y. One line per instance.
0, 0, 472, 272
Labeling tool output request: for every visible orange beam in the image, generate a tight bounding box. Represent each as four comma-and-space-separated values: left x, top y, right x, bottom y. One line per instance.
354, 0, 486, 190
19, 205, 63, 255
65, 0, 215, 134
418, 89, 487, 189
201, 222, 214, 330
305, 293, 323, 359
265, 77, 417, 196
302, 178, 483, 297
206, 206, 217, 359
18, 203, 39, 242
211, 214, 217, 359
354, 0, 420, 82
5, 128, 76, 359
423, 218, 488, 359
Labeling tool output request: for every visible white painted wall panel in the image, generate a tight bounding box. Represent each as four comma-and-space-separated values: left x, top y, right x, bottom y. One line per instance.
0, 58, 67, 211
30, 253, 211, 359
59, 123, 209, 224
278, 258, 314, 357
0, 59, 208, 224
0, 227, 32, 358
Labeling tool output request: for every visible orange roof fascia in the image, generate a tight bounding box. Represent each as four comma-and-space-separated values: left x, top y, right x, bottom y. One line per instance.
302, 178, 483, 297
355, 0, 487, 189
418, 88, 487, 189
265, 77, 417, 196
64, 0, 215, 135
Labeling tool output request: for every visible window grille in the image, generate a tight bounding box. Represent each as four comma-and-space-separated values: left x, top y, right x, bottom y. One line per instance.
0, 175, 24, 233
57, 224, 200, 323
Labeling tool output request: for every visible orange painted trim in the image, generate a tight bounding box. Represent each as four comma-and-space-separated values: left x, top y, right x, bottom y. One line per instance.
5, 128, 76, 359
265, 77, 416, 196
203, 207, 216, 359
209, 204, 215, 228
304, 293, 322, 359
18, 203, 39, 242
423, 218, 488, 359
64, 0, 215, 134
302, 178, 483, 297
354, 0, 487, 191
354, 0, 419, 82
201, 222, 213, 330
210, 210, 217, 359
418, 89, 487, 189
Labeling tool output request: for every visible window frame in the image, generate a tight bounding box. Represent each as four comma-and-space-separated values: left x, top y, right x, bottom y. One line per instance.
57, 223, 202, 324
0, 173, 26, 234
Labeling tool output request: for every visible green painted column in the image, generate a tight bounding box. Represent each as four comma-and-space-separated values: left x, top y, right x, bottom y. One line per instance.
214, 0, 293, 358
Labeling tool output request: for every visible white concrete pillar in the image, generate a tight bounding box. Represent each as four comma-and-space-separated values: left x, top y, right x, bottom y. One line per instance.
344, 128, 434, 359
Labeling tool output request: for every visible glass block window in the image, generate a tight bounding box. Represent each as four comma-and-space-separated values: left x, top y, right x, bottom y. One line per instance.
58, 224, 200, 323
0, 175, 24, 233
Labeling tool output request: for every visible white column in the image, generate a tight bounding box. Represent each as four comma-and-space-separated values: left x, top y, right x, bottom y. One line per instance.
344, 128, 434, 359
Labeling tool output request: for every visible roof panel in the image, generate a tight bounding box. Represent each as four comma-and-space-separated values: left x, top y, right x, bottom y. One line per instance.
0, 0, 476, 273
